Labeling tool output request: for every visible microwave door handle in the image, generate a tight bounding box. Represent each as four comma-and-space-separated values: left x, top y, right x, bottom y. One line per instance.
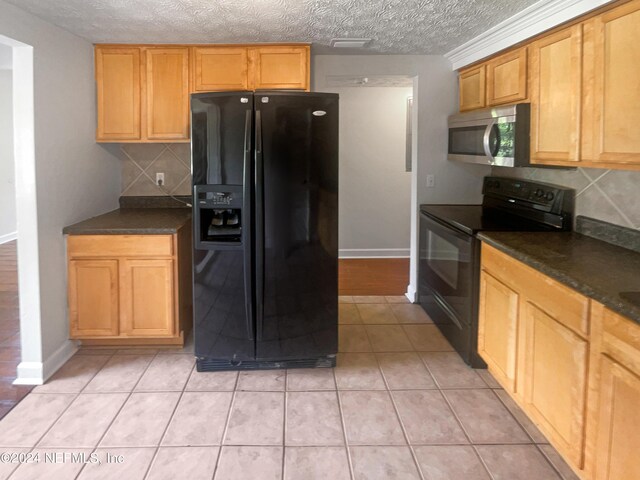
483, 121, 495, 163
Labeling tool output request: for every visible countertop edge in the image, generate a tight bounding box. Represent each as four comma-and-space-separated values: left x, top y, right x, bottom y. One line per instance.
478, 232, 640, 325
62, 208, 192, 235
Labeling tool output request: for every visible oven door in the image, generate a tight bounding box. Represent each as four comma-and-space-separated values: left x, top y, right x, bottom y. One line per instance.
419, 212, 477, 362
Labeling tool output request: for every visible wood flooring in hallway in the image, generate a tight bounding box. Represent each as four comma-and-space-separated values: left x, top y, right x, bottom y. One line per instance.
0, 241, 32, 419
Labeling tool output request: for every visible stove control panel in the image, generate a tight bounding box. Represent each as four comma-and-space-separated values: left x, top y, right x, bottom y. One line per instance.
483, 176, 575, 214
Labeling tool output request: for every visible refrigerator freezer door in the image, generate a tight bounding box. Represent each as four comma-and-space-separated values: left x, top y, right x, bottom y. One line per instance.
254, 92, 339, 360
191, 92, 255, 362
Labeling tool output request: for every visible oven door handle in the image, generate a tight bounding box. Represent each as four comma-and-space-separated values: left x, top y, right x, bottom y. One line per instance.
483, 121, 496, 163
433, 294, 464, 330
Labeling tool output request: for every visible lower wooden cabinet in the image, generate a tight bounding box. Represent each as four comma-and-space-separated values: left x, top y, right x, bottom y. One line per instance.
480, 243, 640, 480
67, 231, 191, 345
480, 244, 590, 469
478, 270, 519, 392
586, 305, 640, 480
68, 259, 119, 337
119, 258, 175, 337
520, 301, 589, 468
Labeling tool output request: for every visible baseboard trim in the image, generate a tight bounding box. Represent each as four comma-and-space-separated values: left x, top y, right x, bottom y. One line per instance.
14, 340, 79, 385
339, 248, 410, 259
0, 231, 17, 245
14, 362, 43, 385
405, 284, 418, 303
43, 340, 79, 382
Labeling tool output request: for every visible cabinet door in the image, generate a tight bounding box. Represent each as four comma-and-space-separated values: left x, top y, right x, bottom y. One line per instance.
486, 47, 528, 106
95, 47, 141, 141
478, 270, 519, 391
248, 46, 310, 90
144, 47, 190, 140
521, 302, 588, 468
585, 0, 640, 164
594, 356, 640, 480
459, 65, 486, 111
191, 47, 248, 92
530, 26, 582, 164
120, 259, 174, 337
69, 260, 119, 337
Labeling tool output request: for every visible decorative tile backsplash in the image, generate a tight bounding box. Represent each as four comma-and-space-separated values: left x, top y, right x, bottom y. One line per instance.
120, 144, 192, 196
492, 166, 640, 230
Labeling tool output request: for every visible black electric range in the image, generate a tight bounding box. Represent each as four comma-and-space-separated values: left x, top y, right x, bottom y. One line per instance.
418, 176, 575, 367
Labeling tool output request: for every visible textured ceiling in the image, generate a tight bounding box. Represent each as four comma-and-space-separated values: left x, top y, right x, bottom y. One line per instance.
4, 0, 540, 54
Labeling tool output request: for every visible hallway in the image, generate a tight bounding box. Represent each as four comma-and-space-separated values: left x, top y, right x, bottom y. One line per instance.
0, 241, 31, 419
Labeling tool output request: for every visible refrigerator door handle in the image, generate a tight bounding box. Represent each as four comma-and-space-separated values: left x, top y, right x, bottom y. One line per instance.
242, 108, 254, 341
255, 109, 264, 342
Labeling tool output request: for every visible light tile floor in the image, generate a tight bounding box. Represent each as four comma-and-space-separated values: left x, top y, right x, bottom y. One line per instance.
0, 297, 578, 479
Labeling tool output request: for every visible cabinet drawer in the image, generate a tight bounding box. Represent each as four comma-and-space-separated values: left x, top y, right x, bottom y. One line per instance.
68, 235, 174, 258
525, 272, 590, 338
482, 244, 589, 337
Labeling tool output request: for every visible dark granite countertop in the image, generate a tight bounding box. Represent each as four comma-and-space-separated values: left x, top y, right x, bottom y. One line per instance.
63, 208, 192, 235
478, 231, 640, 325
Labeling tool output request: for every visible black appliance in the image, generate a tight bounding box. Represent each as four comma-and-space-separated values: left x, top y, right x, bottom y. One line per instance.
191, 91, 339, 372
419, 176, 575, 367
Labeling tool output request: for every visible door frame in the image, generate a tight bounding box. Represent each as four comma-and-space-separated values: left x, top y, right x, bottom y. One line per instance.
0, 34, 43, 384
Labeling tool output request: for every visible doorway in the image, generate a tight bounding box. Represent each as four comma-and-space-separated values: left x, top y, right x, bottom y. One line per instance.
323, 75, 416, 296
0, 42, 31, 417
0, 34, 39, 409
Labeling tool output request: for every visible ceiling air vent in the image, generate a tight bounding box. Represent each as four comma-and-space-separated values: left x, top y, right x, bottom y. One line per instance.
330, 38, 372, 49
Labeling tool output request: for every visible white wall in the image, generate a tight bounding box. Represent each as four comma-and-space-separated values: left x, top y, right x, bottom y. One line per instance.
0, 55, 16, 242
313, 55, 490, 297
326, 85, 413, 257
0, 0, 121, 383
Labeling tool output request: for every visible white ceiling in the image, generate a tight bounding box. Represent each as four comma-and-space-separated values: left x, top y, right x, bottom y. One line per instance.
4, 0, 540, 54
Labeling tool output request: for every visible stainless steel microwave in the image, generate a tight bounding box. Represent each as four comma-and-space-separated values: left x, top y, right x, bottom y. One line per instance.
448, 103, 530, 167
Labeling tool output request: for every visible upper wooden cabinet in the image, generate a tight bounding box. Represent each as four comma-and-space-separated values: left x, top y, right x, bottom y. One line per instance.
485, 47, 528, 106
248, 46, 310, 90
459, 65, 486, 111
95, 43, 310, 142
455, 0, 640, 169
529, 25, 583, 164
191, 47, 249, 92
583, 0, 640, 165
144, 48, 190, 141
95, 47, 141, 141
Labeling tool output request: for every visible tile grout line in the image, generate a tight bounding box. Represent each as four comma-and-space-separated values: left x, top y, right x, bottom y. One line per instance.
142, 360, 197, 480
332, 367, 355, 480
25, 353, 113, 453
374, 349, 427, 480
534, 443, 573, 480
471, 444, 498, 480
72, 350, 160, 480
211, 369, 241, 479
281, 370, 287, 480
487, 388, 542, 446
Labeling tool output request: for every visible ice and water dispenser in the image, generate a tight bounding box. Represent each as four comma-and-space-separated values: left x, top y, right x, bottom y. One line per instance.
194, 185, 245, 248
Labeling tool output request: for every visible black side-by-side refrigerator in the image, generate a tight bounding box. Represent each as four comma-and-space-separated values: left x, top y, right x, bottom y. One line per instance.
191, 91, 339, 371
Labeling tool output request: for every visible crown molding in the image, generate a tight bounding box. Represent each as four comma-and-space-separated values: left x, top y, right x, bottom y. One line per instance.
444, 0, 614, 70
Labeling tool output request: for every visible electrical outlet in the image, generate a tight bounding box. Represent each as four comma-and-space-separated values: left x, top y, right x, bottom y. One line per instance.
156, 173, 165, 186
426, 175, 435, 187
